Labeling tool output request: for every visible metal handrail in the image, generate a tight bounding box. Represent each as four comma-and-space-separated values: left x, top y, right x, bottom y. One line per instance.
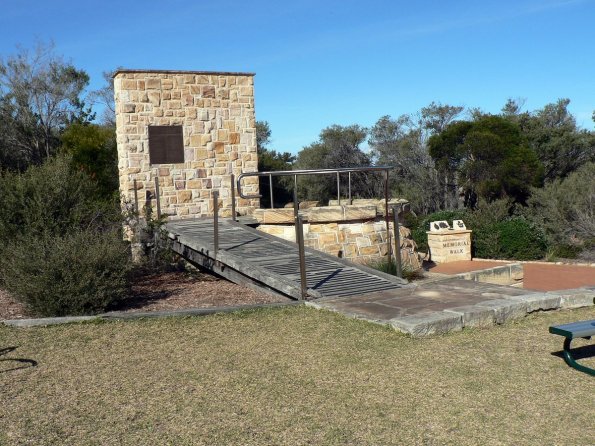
236, 166, 393, 205
234, 166, 401, 298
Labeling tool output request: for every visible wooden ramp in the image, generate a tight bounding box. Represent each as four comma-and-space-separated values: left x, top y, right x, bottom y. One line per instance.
166, 218, 407, 300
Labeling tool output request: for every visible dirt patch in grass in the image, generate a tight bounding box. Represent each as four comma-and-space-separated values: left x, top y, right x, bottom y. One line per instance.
112, 270, 288, 312
0, 289, 27, 320
1, 306, 594, 445
0, 270, 288, 320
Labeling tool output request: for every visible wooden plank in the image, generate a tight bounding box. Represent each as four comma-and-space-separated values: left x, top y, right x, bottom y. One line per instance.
166, 218, 406, 300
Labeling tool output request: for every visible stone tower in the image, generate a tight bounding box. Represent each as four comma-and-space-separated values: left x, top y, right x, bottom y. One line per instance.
113, 69, 260, 220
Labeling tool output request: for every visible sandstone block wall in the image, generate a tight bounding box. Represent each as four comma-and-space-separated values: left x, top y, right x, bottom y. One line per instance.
114, 69, 259, 220
258, 220, 421, 269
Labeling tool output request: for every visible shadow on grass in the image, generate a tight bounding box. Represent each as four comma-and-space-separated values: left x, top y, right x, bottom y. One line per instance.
112, 289, 175, 311
551, 344, 595, 361
0, 346, 38, 373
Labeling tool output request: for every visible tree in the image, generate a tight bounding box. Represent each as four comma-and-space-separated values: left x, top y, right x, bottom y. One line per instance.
524, 162, 595, 250
60, 123, 119, 199
256, 120, 272, 150
500, 98, 526, 117
0, 42, 92, 169
420, 101, 464, 134
255, 121, 295, 207
368, 102, 464, 213
504, 98, 595, 181
294, 124, 374, 203
88, 70, 117, 126
429, 115, 543, 207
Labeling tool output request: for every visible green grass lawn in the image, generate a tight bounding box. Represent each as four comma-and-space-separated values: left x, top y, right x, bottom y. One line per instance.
1, 306, 594, 445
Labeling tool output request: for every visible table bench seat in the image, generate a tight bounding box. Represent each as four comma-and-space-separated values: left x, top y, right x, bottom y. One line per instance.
549, 319, 595, 376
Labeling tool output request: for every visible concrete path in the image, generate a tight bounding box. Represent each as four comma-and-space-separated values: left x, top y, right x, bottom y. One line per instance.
427, 259, 595, 291
523, 263, 595, 291
308, 278, 595, 336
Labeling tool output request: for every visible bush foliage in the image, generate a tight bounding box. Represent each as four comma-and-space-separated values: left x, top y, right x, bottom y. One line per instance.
0, 155, 130, 316
490, 217, 548, 260
1, 230, 131, 316
523, 162, 595, 253
0, 155, 121, 247
411, 200, 548, 261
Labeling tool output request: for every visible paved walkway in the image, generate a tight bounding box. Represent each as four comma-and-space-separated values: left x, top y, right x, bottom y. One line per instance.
311, 278, 529, 320
309, 278, 595, 336
523, 263, 595, 291
426, 259, 595, 291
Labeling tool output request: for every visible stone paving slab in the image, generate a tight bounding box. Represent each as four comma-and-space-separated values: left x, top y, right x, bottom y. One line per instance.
308, 279, 595, 337
472, 298, 528, 324
443, 305, 496, 328
391, 311, 463, 337
550, 288, 595, 308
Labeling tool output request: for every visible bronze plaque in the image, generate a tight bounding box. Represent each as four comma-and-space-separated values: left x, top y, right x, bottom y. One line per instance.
148, 126, 184, 164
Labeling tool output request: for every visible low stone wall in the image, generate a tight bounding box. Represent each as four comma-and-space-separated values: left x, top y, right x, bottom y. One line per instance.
255, 204, 422, 269
454, 263, 524, 287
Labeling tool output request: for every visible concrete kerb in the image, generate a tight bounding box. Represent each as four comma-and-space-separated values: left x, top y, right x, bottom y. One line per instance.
549, 288, 595, 309
453, 262, 523, 286
391, 312, 463, 337
305, 300, 396, 327
3, 316, 99, 328
2, 301, 300, 328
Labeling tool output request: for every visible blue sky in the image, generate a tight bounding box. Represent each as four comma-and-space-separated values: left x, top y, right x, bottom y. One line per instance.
1, 0, 594, 154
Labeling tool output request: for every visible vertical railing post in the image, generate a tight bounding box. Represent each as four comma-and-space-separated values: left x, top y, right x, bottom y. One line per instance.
213, 191, 219, 253
293, 174, 298, 216
384, 170, 392, 269
133, 179, 139, 215
392, 205, 403, 278
348, 171, 352, 204
337, 171, 341, 205
293, 186, 307, 300
230, 174, 236, 222
269, 173, 274, 209
296, 215, 308, 300
154, 177, 161, 220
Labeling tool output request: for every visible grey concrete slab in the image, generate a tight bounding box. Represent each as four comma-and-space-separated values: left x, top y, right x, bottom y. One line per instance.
391, 311, 463, 337
549, 289, 595, 309
507, 293, 561, 313
444, 305, 496, 328
473, 299, 528, 324
309, 278, 552, 337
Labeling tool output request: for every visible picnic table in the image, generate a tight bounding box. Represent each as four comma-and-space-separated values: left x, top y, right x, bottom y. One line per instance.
549, 319, 595, 376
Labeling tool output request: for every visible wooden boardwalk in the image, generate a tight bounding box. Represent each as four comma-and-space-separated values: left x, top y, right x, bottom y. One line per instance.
166, 218, 407, 300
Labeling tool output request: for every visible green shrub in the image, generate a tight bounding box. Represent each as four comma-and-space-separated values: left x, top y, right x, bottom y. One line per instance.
1, 229, 131, 316
523, 162, 595, 250
60, 123, 119, 199
492, 217, 548, 260
0, 155, 121, 248
551, 244, 582, 259
409, 200, 548, 260
465, 198, 513, 258
366, 258, 424, 282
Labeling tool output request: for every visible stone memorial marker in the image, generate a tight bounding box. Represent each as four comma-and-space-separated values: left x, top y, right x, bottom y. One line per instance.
427, 220, 472, 263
